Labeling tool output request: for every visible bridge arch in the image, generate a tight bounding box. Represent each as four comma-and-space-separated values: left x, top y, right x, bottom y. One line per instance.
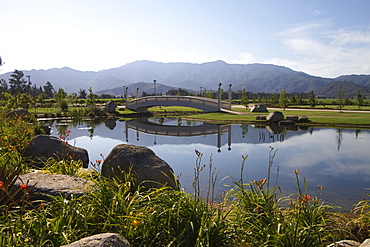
126, 96, 230, 113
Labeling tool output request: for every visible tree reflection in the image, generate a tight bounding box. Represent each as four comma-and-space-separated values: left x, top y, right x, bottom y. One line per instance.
336, 128, 343, 151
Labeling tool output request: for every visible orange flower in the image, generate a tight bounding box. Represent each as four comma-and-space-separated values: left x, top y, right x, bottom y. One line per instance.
0, 181, 4, 190
293, 169, 299, 174
97, 160, 102, 163
132, 220, 139, 226
302, 195, 311, 204
20, 184, 28, 190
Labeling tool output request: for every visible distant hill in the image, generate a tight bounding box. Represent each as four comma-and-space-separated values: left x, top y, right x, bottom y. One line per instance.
0, 60, 369, 98
315, 81, 370, 98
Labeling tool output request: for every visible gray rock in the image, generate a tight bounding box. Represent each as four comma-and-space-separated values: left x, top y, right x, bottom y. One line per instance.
14, 172, 93, 202
23, 135, 89, 168
6, 108, 31, 117
300, 115, 309, 123
279, 120, 295, 125
327, 240, 361, 247
267, 111, 284, 123
286, 115, 299, 122
360, 239, 370, 247
40, 124, 51, 134
61, 233, 130, 247
101, 144, 178, 190
105, 101, 117, 113
250, 104, 268, 113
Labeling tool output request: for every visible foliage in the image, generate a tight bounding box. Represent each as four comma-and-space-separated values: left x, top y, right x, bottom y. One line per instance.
356, 90, 364, 109
308, 90, 316, 108
240, 89, 249, 108
279, 89, 289, 110
1, 114, 370, 246
338, 83, 345, 112
0, 113, 34, 154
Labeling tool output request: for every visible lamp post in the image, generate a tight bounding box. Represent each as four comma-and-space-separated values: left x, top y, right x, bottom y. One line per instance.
200, 86, 203, 97
136, 87, 139, 98
228, 84, 232, 109
124, 86, 128, 107
218, 83, 222, 111
153, 80, 156, 96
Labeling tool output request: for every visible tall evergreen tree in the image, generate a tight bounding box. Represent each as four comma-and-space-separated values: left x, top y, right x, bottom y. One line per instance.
338, 83, 344, 112
9, 70, 27, 95
240, 89, 249, 109
279, 89, 288, 110
356, 90, 363, 109
43, 81, 55, 98
308, 90, 316, 108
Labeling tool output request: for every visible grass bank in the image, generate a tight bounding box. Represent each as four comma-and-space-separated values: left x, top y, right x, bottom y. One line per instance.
184, 107, 370, 128
1, 113, 370, 246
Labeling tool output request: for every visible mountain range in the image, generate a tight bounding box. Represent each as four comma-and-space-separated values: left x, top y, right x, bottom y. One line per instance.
1, 60, 369, 98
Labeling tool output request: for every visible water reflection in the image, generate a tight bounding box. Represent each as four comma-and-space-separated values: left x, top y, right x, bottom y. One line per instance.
46, 117, 370, 209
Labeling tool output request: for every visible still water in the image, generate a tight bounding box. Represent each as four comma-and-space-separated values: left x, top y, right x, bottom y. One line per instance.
50, 118, 370, 210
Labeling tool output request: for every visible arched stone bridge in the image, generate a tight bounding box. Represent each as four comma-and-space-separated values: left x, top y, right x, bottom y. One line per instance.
126, 96, 231, 113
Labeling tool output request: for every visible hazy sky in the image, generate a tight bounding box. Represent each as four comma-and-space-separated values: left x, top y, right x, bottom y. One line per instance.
1, 0, 370, 78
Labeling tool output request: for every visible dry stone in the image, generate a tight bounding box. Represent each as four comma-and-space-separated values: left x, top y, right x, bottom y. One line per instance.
327, 240, 361, 247
101, 144, 178, 190
14, 172, 93, 202
61, 233, 130, 247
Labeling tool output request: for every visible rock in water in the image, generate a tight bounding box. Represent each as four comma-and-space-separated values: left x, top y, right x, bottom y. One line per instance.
267, 111, 284, 123
23, 135, 89, 168
101, 144, 178, 190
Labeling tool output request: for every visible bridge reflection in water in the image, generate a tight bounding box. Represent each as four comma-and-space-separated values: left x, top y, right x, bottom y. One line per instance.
125, 118, 232, 152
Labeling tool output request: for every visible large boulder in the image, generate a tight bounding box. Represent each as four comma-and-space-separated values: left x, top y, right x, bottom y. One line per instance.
105, 101, 117, 113
267, 111, 284, 123
101, 144, 178, 190
61, 233, 130, 247
23, 135, 89, 168
6, 108, 31, 118
250, 104, 268, 113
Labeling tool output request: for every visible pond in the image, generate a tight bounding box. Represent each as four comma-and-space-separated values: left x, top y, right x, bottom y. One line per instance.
48, 117, 370, 210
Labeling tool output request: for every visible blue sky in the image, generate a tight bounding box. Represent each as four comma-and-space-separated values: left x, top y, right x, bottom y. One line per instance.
1, 0, 369, 78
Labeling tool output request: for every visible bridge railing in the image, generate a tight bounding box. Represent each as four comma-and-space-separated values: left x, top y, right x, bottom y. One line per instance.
127, 96, 229, 109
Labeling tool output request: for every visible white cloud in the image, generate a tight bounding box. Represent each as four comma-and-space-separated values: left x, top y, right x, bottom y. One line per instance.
273, 22, 370, 77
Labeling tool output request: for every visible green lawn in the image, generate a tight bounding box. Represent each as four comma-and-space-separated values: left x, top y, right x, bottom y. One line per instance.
186, 107, 370, 127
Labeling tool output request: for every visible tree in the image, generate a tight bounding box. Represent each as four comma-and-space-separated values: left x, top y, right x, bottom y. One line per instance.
308, 91, 316, 108
337, 83, 344, 112
67, 93, 78, 105
86, 87, 97, 113
37, 93, 47, 107
78, 89, 87, 99
9, 70, 27, 95
356, 90, 363, 109
43, 81, 55, 98
0, 79, 8, 93
279, 89, 288, 110
6, 93, 34, 110
240, 89, 249, 109
54, 88, 67, 102
271, 90, 279, 106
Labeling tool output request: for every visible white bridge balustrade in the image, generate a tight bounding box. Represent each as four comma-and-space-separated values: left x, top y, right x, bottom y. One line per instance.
126, 96, 231, 113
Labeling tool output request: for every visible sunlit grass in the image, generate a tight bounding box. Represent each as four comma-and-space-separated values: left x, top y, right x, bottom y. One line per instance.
148, 106, 203, 113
